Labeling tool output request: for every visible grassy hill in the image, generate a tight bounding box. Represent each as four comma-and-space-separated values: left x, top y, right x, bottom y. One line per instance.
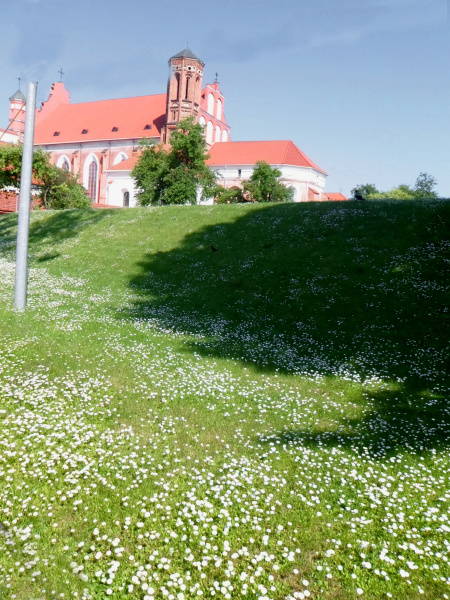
0, 200, 449, 600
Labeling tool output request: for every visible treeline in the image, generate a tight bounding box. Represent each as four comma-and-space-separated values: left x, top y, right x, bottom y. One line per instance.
353, 172, 441, 200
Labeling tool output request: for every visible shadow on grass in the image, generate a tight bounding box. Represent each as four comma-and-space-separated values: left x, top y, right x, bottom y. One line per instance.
0, 209, 111, 258
0, 213, 18, 248
28, 209, 111, 253
259, 384, 450, 457
36, 251, 61, 262
125, 201, 449, 386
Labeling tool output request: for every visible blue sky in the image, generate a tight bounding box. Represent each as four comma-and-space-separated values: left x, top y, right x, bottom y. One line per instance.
1, 0, 449, 196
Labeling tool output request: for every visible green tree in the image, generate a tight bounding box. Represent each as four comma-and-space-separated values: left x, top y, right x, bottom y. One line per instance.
353, 174, 439, 201
381, 184, 416, 200
0, 144, 90, 209
132, 117, 216, 206
414, 172, 438, 199
243, 161, 293, 203
351, 184, 379, 199
371, 183, 416, 200
362, 184, 416, 200
0, 144, 49, 190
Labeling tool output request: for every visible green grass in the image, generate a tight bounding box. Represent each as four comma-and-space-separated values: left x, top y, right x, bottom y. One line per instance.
0, 200, 449, 600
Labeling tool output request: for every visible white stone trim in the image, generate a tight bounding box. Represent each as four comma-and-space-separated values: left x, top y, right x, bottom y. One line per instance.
206, 121, 213, 144
56, 154, 71, 171
113, 152, 128, 166
207, 93, 214, 115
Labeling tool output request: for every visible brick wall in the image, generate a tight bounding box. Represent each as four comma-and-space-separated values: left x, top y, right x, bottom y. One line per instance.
0, 191, 19, 213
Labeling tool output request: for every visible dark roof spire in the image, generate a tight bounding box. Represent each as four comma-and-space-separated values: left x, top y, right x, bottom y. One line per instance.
170, 47, 203, 64
9, 89, 26, 102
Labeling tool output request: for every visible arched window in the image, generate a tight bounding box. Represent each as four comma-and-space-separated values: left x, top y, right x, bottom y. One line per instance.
57, 155, 71, 172
185, 77, 190, 100
207, 93, 214, 115
123, 191, 130, 207
216, 98, 222, 121
215, 126, 221, 142
221, 129, 228, 142
88, 161, 98, 201
206, 121, 213, 144
199, 116, 206, 127
83, 154, 99, 202
175, 73, 180, 99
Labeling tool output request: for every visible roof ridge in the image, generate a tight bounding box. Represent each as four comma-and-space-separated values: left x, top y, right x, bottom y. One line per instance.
67, 92, 167, 107
213, 139, 291, 145
207, 139, 327, 174
281, 140, 292, 164
289, 141, 328, 175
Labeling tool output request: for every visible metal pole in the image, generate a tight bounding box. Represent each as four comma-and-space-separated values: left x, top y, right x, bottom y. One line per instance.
13, 82, 37, 311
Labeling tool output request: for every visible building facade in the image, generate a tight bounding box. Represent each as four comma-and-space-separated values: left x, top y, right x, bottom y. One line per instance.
2, 48, 333, 207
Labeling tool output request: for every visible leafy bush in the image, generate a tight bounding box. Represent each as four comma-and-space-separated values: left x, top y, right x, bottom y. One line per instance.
40, 165, 91, 209
215, 186, 245, 204
0, 144, 90, 209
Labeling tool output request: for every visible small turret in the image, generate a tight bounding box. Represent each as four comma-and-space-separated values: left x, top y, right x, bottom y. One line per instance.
8, 88, 26, 139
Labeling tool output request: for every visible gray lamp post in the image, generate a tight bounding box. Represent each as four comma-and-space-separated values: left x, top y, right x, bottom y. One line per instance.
13, 81, 37, 311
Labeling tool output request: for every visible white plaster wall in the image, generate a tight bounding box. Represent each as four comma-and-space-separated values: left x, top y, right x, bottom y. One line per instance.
106, 172, 137, 207
103, 162, 328, 208
210, 164, 327, 202
38, 139, 150, 153
196, 186, 214, 205
0, 130, 20, 143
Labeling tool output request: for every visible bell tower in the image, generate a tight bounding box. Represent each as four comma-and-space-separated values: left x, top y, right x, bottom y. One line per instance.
163, 48, 204, 143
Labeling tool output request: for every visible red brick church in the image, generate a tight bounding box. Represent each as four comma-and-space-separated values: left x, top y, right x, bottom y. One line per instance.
1, 48, 343, 208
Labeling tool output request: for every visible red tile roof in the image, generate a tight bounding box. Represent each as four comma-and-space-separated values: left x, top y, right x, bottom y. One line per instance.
35, 94, 167, 145
325, 193, 348, 201
206, 140, 327, 175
